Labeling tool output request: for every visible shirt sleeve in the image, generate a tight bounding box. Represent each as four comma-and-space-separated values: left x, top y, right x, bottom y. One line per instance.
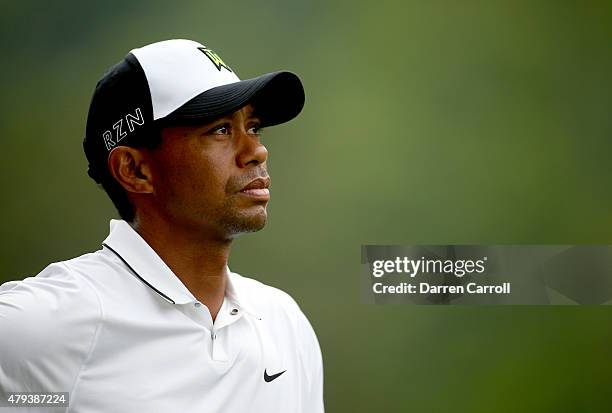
295, 307, 324, 413
0, 262, 101, 410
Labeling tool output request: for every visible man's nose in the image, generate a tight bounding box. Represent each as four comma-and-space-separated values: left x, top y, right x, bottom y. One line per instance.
236, 132, 268, 168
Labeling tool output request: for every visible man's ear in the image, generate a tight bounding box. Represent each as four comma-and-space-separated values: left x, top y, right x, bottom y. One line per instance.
107, 146, 154, 194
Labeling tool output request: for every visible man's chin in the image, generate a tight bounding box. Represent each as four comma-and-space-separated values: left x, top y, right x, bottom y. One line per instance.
220, 208, 268, 236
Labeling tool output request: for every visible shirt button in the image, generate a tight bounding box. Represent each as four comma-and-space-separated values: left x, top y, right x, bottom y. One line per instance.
194, 302, 201, 308
211, 332, 217, 340
230, 308, 239, 315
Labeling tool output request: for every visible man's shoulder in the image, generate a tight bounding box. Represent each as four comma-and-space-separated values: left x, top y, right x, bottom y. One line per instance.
0, 255, 106, 392
0, 255, 104, 357
2, 255, 96, 297
0, 251, 107, 308
0, 245, 131, 303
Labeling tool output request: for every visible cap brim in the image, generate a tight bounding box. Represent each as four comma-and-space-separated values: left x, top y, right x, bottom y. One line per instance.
159, 71, 305, 128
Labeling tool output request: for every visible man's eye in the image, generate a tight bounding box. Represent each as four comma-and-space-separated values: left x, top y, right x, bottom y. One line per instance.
248, 124, 262, 135
210, 124, 230, 135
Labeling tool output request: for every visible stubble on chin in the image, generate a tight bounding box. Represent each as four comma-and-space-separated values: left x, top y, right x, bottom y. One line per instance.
215, 200, 268, 236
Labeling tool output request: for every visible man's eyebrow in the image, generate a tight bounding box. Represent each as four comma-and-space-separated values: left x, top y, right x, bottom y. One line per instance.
204, 116, 232, 127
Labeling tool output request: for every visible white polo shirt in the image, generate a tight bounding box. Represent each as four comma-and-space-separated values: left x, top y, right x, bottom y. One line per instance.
0, 220, 324, 413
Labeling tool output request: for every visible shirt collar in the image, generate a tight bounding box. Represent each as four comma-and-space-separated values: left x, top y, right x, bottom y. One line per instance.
102, 219, 260, 318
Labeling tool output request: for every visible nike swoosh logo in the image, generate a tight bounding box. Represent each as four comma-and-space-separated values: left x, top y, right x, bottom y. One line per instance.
264, 369, 286, 382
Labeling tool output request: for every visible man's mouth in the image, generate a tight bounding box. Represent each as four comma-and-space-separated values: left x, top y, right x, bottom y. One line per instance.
239, 177, 270, 200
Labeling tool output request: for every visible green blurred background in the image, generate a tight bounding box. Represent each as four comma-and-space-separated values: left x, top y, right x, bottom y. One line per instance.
2, 0, 611, 411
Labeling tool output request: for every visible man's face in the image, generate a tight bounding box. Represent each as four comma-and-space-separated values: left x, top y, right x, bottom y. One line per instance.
144, 104, 270, 240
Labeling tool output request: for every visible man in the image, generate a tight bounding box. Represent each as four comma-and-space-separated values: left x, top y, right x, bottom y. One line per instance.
0, 39, 324, 412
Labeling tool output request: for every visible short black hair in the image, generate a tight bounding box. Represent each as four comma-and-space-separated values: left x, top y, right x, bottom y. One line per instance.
91, 127, 163, 222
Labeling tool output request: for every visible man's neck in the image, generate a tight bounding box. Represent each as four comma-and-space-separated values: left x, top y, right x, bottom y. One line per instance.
130, 216, 232, 321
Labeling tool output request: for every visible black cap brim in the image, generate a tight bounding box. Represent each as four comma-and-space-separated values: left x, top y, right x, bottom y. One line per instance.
159, 71, 305, 128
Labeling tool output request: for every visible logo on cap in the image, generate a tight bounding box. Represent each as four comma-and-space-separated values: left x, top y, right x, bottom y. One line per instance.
197, 46, 232, 72
102, 107, 145, 151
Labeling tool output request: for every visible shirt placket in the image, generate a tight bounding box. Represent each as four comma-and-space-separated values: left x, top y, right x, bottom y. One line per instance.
193, 297, 245, 361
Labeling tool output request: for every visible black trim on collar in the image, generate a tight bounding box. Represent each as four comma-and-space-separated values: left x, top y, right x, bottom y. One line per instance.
102, 242, 176, 304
